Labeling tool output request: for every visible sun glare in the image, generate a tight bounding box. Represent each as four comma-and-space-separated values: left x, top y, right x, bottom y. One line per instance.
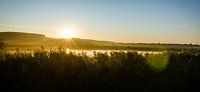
59, 28, 78, 39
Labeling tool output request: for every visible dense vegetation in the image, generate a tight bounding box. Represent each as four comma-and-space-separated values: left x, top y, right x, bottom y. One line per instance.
0, 41, 4, 50
0, 49, 200, 92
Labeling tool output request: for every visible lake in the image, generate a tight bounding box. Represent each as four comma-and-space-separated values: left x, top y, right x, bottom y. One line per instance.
5, 49, 163, 57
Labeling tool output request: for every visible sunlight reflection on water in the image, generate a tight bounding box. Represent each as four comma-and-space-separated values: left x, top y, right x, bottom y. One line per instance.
6, 49, 162, 57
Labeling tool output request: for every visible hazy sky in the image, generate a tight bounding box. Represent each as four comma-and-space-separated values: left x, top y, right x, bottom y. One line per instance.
0, 0, 200, 44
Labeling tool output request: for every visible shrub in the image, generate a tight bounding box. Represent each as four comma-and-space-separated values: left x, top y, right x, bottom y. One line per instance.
0, 50, 199, 91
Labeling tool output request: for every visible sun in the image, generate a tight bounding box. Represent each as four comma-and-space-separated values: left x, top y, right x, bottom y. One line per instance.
59, 28, 78, 38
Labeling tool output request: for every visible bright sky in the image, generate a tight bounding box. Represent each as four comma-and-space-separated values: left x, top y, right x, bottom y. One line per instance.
0, 0, 200, 44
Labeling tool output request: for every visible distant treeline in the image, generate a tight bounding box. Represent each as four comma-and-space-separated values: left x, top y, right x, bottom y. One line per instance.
1, 32, 200, 51
0, 50, 200, 91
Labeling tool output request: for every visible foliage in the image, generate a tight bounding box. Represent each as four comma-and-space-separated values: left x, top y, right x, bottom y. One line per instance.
0, 41, 5, 50
0, 50, 200, 91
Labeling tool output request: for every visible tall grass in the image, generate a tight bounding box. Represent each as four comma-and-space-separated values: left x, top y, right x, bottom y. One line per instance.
0, 49, 200, 91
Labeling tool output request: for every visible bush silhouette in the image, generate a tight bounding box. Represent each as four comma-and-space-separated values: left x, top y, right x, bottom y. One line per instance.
0, 49, 200, 91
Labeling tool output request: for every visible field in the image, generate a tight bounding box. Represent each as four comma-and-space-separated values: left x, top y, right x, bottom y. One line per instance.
0, 49, 200, 91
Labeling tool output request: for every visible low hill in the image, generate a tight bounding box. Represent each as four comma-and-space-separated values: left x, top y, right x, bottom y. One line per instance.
0, 32, 199, 51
